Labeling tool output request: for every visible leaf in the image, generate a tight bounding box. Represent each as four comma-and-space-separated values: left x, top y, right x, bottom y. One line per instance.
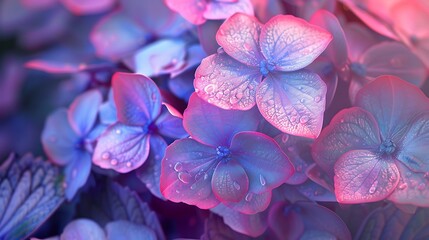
260, 14, 332, 71
0, 153, 64, 240
256, 71, 327, 138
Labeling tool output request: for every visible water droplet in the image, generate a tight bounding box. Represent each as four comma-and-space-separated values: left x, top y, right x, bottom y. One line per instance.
190, 183, 197, 190
115, 129, 122, 134
243, 43, 252, 51
259, 174, 266, 186
245, 193, 253, 202
299, 116, 309, 124
314, 190, 321, 196
101, 152, 111, 160
340, 119, 345, 123
314, 96, 321, 103
267, 100, 274, 106
178, 172, 192, 184
233, 181, 241, 190
410, 179, 418, 188
300, 98, 305, 103
418, 183, 426, 191
126, 162, 132, 168
204, 173, 209, 180
398, 182, 407, 190
174, 162, 183, 172
176, 190, 180, 194
369, 181, 377, 194
281, 134, 289, 143
215, 92, 223, 99
204, 84, 216, 94
424, 172, 429, 179
217, 47, 225, 54
110, 159, 118, 166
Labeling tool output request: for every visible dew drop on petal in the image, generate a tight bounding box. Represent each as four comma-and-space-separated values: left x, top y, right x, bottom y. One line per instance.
115, 129, 121, 135
110, 159, 118, 166
204, 84, 216, 94
233, 181, 241, 190
176, 190, 180, 194
398, 182, 408, 190
178, 172, 192, 184
259, 174, 266, 186
174, 162, 183, 172
101, 152, 111, 160
300, 98, 305, 103
418, 183, 426, 191
314, 96, 321, 103
245, 193, 253, 202
281, 134, 289, 143
369, 181, 377, 194
203, 173, 209, 180
126, 162, 132, 168
299, 116, 309, 124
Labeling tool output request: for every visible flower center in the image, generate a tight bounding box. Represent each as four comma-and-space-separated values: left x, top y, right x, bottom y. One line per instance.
259, 60, 275, 77
216, 146, 231, 161
379, 139, 396, 155
350, 62, 366, 77
143, 122, 158, 134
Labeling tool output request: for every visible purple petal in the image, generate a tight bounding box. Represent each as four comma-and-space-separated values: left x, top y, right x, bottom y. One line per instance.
307, 58, 338, 107
204, 0, 254, 20
165, 0, 206, 25
60, 0, 115, 15
112, 72, 161, 126
155, 107, 188, 139
312, 107, 381, 176
92, 123, 150, 173
123, 39, 187, 77
68, 89, 102, 137
268, 202, 305, 239
211, 160, 249, 202
194, 53, 262, 110
334, 150, 400, 203
355, 76, 429, 141
211, 204, 268, 237
168, 68, 195, 101
256, 71, 327, 138
230, 131, 293, 194
183, 93, 260, 147
64, 152, 92, 200
295, 180, 337, 202
60, 219, 105, 239
99, 89, 118, 125
90, 12, 147, 60
215, 13, 263, 66
171, 44, 206, 78
105, 220, 156, 240
260, 15, 332, 71
160, 139, 219, 209
344, 22, 380, 61
41, 109, 80, 165
225, 191, 271, 214
197, 20, 222, 55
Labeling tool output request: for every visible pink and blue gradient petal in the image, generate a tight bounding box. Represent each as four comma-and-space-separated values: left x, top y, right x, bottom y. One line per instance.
61, 0, 115, 15
165, 0, 207, 25
63, 152, 92, 200
216, 13, 264, 66
312, 107, 381, 176
112, 72, 162, 126
230, 131, 293, 194
224, 191, 272, 214
194, 53, 262, 110
256, 71, 327, 138
183, 93, 260, 147
204, 0, 254, 21
160, 138, 219, 209
41, 109, 80, 165
92, 123, 151, 173
155, 107, 188, 139
211, 159, 249, 202
334, 150, 400, 204
259, 15, 332, 71
68, 89, 102, 137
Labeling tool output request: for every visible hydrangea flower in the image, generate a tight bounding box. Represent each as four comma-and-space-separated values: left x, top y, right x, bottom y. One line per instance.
194, 13, 332, 138
93, 72, 187, 173
42, 89, 102, 200
165, 0, 254, 25
312, 76, 429, 205
160, 93, 294, 213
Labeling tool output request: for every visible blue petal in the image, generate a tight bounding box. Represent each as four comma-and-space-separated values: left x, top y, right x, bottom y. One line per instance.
112, 72, 162, 126
99, 89, 117, 125
93, 123, 150, 173
105, 220, 156, 240
63, 152, 92, 200
60, 219, 105, 239
155, 107, 188, 139
211, 160, 249, 203
68, 89, 102, 137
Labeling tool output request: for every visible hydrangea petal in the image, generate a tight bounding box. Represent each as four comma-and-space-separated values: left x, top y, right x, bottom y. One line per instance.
92, 124, 150, 173
165, 0, 206, 25
201, 213, 251, 240
295, 180, 337, 202
268, 202, 305, 239
312, 107, 381, 176
112, 72, 162, 126
68, 89, 102, 137
256, 71, 327, 138
60, 219, 105, 239
105, 220, 156, 240
216, 13, 263, 66
63, 152, 91, 200
194, 53, 262, 110
198, 20, 222, 55
155, 108, 188, 139
344, 23, 380, 61
184, 93, 259, 147
260, 15, 332, 71
204, 0, 254, 21
230, 131, 293, 194
99, 89, 117, 125
211, 160, 249, 203
334, 150, 400, 203
225, 191, 271, 214
160, 139, 219, 209
388, 161, 429, 207
60, 0, 115, 15
355, 76, 429, 140
41, 109, 80, 165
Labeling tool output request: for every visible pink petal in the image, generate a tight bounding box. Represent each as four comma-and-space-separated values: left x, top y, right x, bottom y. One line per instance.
160, 139, 219, 209
230, 132, 293, 194
92, 124, 151, 173
334, 150, 400, 203
212, 160, 249, 202
216, 13, 263, 66
112, 72, 162, 126
256, 71, 327, 138
225, 191, 271, 214
260, 15, 332, 71
61, 0, 116, 15
183, 93, 260, 147
194, 53, 262, 110
343, 22, 380, 61
68, 89, 102, 137
204, 0, 254, 22
312, 107, 381, 177
165, 0, 207, 25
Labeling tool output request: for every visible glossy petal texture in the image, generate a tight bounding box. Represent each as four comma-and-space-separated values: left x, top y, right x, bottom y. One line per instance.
216, 13, 263, 66
105, 220, 156, 240
230, 131, 293, 194
194, 53, 261, 110
256, 71, 327, 138
41, 109, 80, 165
312, 107, 381, 176
225, 191, 271, 214
68, 89, 102, 137
204, 0, 254, 21
334, 150, 400, 203
183, 93, 260, 147
160, 139, 219, 209
92, 124, 151, 173
60, 219, 105, 240
212, 160, 249, 202
0, 154, 64, 240
155, 107, 188, 139
112, 72, 162, 126
61, 0, 115, 15
63, 152, 92, 200
355, 76, 429, 140
260, 15, 332, 71
165, 0, 206, 25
